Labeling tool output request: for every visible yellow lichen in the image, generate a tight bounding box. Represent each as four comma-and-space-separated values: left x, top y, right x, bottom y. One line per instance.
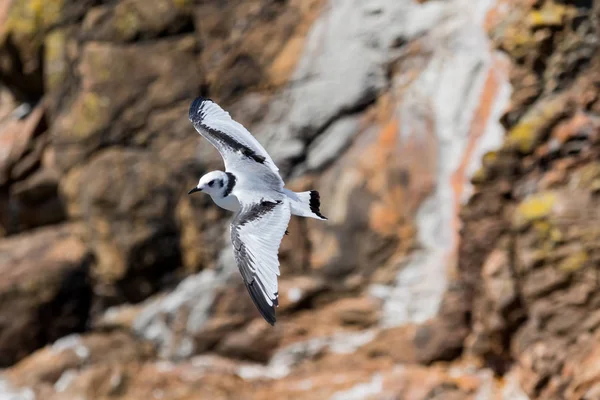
532, 220, 563, 245
499, 25, 536, 60
44, 29, 67, 92
83, 46, 113, 83
549, 227, 563, 243
482, 151, 498, 167
3, 0, 64, 38
172, 0, 192, 8
514, 192, 557, 229
533, 220, 551, 236
528, 2, 574, 28
113, 2, 141, 41
505, 96, 567, 154
506, 121, 539, 153
558, 251, 588, 273
70, 92, 112, 139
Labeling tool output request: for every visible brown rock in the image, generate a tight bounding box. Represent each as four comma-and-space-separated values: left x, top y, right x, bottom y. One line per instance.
194, 0, 323, 100
279, 295, 381, 347
552, 112, 597, 145
92, 303, 144, 332
409, 283, 470, 365
10, 167, 66, 231
276, 275, 327, 312
563, 333, 600, 399
60, 148, 184, 303
0, 102, 66, 234
482, 248, 517, 312
6, 330, 154, 389
217, 318, 282, 362
309, 103, 435, 277
359, 324, 419, 363
458, 2, 600, 398
206, 280, 269, 324
193, 316, 247, 353
80, 0, 194, 43
43, 361, 250, 400
0, 0, 333, 325
0, 103, 45, 185
359, 287, 468, 366
0, 223, 91, 366
251, 356, 493, 400
413, 319, 466, 365
0, 0, 95, 103
277, 212, 313, 276
331, 297, 381, 328
175, 186, 226, 274
52, 37, 202, 171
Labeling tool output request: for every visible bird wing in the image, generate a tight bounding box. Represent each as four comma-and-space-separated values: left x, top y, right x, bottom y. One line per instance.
230, 192, 291, 325
188, 97, 283, 185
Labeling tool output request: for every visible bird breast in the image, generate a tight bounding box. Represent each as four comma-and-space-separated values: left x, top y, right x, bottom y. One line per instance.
213, 194, 241, 212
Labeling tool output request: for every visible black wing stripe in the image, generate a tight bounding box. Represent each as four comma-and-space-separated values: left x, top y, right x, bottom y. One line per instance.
238, 200, 281, 226
189, 97, 266, 164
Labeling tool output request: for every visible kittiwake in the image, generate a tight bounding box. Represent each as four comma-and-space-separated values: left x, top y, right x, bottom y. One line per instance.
187, 97, 327, 325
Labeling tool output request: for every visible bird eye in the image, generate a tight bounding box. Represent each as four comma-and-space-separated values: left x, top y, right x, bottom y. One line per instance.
208, 180, 214, 187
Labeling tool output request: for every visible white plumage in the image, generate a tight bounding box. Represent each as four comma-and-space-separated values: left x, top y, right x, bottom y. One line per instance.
187, 97, 326, 325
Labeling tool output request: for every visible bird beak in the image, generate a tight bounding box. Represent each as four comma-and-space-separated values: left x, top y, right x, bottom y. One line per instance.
188, 187, 202, 195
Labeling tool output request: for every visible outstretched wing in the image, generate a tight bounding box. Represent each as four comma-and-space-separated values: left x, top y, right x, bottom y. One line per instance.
188, 97, 281, 178
230, 194, 291, 325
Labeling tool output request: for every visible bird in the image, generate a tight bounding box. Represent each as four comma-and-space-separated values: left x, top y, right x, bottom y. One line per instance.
186, 96, 327, 325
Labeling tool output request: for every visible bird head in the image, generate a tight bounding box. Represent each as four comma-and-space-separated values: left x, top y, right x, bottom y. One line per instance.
188, 170, 228, 197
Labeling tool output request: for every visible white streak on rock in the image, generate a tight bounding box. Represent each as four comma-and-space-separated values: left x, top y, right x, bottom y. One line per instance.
373, 0, 510, 327
329, 373, 383, 400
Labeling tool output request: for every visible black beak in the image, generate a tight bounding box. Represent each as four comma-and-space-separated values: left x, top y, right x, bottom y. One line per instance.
188, 187, 202, 195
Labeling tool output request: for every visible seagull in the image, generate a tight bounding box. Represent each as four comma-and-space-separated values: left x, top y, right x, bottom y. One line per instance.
187, 97, 327, 325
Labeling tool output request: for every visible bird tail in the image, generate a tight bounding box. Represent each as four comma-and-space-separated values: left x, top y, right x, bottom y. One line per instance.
283, 189, 327, 220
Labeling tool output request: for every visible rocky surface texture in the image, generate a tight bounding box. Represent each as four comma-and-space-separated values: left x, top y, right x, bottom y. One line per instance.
461, 0, 600, 398
0, 0, 597, 399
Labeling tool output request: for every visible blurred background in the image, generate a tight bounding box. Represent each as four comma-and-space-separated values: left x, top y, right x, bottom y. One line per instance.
0, 0, 598, 399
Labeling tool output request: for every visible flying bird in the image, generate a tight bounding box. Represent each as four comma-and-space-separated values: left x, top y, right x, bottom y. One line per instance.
187, 97, 327, 325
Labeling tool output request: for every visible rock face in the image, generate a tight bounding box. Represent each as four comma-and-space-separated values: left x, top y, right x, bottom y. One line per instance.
0, 102, 66, 236
0, 0, 598, 398
0, 223, 90, 366
460, 1, 600, 398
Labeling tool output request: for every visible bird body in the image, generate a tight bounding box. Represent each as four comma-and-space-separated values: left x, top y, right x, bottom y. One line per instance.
187, 97, 327, 325
213, 193, 241, 213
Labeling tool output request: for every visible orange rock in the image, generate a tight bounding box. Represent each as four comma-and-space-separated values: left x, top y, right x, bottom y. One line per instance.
552, 112, 597, 144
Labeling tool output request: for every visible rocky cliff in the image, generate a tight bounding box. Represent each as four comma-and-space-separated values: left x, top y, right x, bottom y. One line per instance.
0, 0, 597, 399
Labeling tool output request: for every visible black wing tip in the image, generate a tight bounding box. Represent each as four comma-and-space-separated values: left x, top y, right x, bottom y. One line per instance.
309, 190, 327, 220
189, 96, 214, 121
190, 99, 267, 166
246, 280, 277, 326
